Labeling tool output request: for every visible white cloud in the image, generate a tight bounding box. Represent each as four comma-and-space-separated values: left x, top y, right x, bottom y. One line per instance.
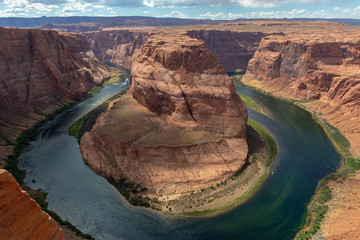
1, 0, 58, 16
93, 4, 105, 8
163, 11, 187, 18
106, 7, 116, 14
228, 13, 246, 19
143, 10, 150, 13
143, 0, 154, 7
199, 12, 225, 20
234, 0, 284, 8
57, 0, 95, 15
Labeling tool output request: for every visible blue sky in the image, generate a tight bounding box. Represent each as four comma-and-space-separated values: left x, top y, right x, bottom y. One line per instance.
0, 0, 359, 19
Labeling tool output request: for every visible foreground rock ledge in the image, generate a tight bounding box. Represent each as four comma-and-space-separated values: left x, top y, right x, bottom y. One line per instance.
80, 33, 248, 197
0, 170, 64, 240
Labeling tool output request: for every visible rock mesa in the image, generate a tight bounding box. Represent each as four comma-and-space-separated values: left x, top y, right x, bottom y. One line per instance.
80, 33, 248, 195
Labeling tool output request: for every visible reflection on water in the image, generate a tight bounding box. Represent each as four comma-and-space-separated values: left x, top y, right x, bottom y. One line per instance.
19, 82, 340, 240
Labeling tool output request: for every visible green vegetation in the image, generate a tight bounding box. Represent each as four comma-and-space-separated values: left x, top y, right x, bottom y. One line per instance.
88, 64, 129, 95
183, 208, 217, 215
294, 112, 359, 240
239, 94, 261, 112
26, 188, 94, 239
68, 91, 126, 140
88, 72, 122, 95
247, 119, 277, 167
107, 177, 152, 208
228, 71, 245, 86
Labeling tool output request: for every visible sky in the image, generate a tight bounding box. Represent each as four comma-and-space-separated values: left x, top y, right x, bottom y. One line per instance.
0, 0, 360, 19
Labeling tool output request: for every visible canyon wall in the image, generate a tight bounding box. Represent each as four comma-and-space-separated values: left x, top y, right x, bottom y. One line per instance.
84, 30, 150, 69
0, 169, 64, 240
245, 34, 360, 155
84, 29, 265, 72
186, 30, 265, 72
0, 27, 112, 143
80, 33, 248, 196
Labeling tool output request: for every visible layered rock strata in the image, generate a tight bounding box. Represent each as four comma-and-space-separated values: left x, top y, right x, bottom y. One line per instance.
245, 33, 360, 155
84, 30, 150, 69
186, 30, 265, 72
0, 27, 112, 143
0, 169, 64, 240
80, 34, 248, 195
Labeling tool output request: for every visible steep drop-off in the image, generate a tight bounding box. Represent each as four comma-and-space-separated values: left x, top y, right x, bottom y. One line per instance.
245, 33, 360, 155
80, 33, 248, 197
0, 28, 112, 143
0, 169, 64, 240
84, 30, 150, 69
186, 30, 265, 72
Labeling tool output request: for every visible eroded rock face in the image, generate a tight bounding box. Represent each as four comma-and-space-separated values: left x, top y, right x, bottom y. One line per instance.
186, 30, 266, 72
0, 27, 112, 142
0, 169, 64, 240
84, 30, 150, 69
129, 34, 248, 137
245, 33, 360, 155
80, 34, 248, 195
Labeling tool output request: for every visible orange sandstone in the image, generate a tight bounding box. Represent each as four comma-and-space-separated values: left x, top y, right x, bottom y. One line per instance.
0, 169, 63, 240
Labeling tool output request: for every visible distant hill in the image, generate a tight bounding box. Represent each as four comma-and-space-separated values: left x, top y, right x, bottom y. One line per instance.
0, 16, 359, 31
0, 16, 225, 28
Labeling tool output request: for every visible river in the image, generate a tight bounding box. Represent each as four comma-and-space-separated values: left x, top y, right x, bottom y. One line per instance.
18, 81, 341, 240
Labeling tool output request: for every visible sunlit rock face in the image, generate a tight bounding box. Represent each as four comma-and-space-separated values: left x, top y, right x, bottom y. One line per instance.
80, 33, 249, 195
0, 169, 64, 240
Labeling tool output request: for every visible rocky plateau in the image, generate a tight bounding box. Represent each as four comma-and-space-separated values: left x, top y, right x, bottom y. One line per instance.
80, 33, 248, 196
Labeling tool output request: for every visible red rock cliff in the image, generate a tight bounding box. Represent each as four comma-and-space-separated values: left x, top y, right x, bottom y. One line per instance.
186, 30, 265, 72
0, 27, 112, 142
245, 33, 360, 155
0, 169, 64, 240
80, 33, 248, 196
84, 30, 149, 69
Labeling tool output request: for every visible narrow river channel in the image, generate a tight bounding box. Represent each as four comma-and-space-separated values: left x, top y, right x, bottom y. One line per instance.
19, 80, 341, 240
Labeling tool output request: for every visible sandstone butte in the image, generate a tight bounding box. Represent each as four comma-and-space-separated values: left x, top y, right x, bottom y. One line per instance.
0, 27, 113, 167
0, 169, 64, 240
80, 33, 248, 196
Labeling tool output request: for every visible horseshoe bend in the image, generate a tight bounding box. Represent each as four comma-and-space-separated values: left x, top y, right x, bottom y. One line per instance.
79, 33, 260, 213
1, 16, 360, 240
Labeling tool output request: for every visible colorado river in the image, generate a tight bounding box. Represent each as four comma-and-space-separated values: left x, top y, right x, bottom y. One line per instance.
19, 81, 341, 240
